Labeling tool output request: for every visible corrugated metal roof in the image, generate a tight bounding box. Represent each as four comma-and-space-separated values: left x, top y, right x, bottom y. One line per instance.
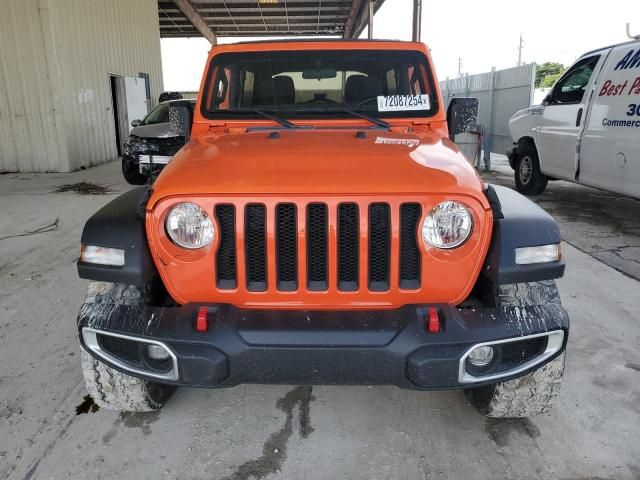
157, 0, 384, 38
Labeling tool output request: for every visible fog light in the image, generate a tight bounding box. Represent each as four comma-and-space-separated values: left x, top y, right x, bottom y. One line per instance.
146, 344, 170, 361
467, 345, 494, 367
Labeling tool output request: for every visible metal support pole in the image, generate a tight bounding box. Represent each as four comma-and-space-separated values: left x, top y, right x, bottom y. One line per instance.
368, 0, 374, 39
412, 0, 422, 42
484, 67, 497, 172
445, 77, 450, 106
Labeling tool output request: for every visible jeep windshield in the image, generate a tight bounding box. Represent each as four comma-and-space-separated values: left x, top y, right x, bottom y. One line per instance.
201, 50, 438, 122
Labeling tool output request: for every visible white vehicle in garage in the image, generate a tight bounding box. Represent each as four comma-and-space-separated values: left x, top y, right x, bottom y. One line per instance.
508, 36, 640, 199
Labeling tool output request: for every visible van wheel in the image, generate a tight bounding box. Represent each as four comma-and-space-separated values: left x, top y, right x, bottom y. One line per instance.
514, 142, 548, 195
122, 156, 147, 185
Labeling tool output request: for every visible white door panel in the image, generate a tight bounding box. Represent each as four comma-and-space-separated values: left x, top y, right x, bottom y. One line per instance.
579, 42, 640, 199
538, 104, 583, 179
538, 55, 603, 180
124, 77, 149, 133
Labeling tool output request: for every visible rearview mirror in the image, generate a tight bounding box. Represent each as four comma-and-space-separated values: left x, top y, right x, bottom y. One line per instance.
168, 101, 194, 142
130, 119, 141, 128
542, 94, 552, 106
446, 97, 478, 140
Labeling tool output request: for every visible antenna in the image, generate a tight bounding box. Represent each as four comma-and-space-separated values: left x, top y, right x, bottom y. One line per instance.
627, 23, 640, 40
458, 57, 463, 77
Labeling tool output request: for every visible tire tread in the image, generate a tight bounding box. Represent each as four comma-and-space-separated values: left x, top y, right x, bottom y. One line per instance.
80, 281, 174, 412
466, 280, 566, 418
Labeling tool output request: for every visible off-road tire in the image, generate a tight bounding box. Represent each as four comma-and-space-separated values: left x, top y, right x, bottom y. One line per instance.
122, 156, 146, 185
79, 282, 175, 412
514, 141, 548, 195
465, 280, 566, 418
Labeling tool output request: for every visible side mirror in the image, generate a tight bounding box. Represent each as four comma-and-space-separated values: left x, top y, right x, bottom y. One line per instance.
168, 101, 194, 142
542, 94, 552, 106
130, 119, 141, 128
446, 97, 478, 141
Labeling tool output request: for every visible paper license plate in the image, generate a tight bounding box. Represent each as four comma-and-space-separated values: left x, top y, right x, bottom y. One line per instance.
377, 95, 430, 111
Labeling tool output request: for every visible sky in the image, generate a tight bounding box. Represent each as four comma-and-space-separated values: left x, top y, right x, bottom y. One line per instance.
161, 0, 640, 91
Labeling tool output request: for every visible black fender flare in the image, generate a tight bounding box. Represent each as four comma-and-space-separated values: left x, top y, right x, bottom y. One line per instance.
483, 185, 565, 284
77, 187, 157, 286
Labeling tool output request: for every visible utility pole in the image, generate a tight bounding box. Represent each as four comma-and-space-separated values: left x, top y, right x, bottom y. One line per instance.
517, 34, 523, 66
458, 57, 463, 77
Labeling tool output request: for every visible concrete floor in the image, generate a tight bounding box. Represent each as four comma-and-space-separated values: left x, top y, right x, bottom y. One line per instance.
0, 160, 639, 480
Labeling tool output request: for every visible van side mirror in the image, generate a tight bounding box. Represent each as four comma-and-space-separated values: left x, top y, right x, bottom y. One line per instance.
446, 97, 478, 141
542, 94, 552, 106
168, 101, 193, 142
130, 119, 141, 128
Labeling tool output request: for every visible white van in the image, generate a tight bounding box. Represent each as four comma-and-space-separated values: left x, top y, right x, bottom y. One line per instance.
507, 37, 640, 199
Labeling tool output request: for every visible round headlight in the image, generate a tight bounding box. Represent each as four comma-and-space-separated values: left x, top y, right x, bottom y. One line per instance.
422, 201, 473, 249
165, 202, 214, 249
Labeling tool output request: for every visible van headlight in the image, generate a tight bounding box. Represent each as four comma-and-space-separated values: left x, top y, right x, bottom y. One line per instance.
165, 202, 214, 249
422, 201, 473, 249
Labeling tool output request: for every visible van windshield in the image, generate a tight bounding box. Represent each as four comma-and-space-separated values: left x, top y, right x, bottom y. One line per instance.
201, 49, 438, 120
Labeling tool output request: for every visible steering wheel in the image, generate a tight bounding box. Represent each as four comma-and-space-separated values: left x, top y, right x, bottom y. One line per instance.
303, 98, 338, 104
354, 96, 378, 109
303, 94, 338, 104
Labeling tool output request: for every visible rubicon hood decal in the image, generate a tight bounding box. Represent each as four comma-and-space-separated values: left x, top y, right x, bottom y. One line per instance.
374, 136, 420, 147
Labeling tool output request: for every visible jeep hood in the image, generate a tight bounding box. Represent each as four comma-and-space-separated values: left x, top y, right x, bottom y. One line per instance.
149, 129, 487, 206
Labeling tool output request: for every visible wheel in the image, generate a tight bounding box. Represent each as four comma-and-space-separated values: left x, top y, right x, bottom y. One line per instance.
465, 280, 566, 418
121, 156, 147, 185
79, 282, 175, 412
513, 141, 548, 195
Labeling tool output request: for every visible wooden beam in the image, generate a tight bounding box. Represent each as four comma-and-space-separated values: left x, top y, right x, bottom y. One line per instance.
172, 0, 217, 44
343, 0, 365, 38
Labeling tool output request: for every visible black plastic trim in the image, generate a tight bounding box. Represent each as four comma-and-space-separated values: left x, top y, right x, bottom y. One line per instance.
77, 187, 156, 286
482, 185, 565, 284
78, 300, 569, 390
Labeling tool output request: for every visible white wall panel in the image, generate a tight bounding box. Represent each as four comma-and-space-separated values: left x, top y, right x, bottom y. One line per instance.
0, 0, 68, 172
0, 0, 164, 172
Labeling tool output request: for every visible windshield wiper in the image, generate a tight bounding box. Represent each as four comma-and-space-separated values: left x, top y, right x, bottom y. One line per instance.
252, 109, 297, 129
339, 108, 390, 130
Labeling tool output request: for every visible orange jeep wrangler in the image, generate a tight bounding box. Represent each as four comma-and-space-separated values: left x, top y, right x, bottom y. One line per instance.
77, 40, 568, 417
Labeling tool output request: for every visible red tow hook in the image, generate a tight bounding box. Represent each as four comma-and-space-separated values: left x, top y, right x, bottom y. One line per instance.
196, 307, 209, 332
427, 307, 440, 333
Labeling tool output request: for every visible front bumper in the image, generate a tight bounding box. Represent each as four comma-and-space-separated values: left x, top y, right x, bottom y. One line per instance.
78, 302, 568, 390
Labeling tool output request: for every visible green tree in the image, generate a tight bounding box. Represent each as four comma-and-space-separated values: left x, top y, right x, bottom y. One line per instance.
535, 62, 565, 88
541, 72, 563, 88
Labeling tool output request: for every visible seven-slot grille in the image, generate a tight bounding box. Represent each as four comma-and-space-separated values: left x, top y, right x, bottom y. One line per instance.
213, 201, 422, 293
